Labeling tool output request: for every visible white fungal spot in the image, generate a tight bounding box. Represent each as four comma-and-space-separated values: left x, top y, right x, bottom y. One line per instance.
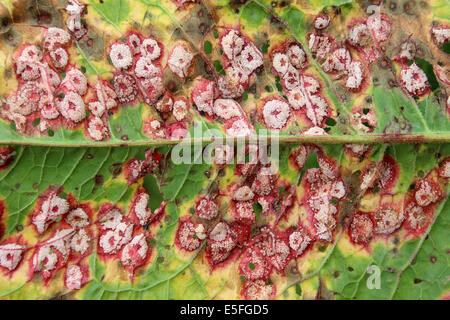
262, 99, 291, 130
415, 180, 440, 207
141, 38, 161, 60
99, 222, 133, 254
302, 126, 328, 136
374, 208, 404, 234
432, 28, 450, 45
192, 80, 216, 116
58, 91, 86, 122
308, 33, 333, 61
34, 246, 58, 272
346, 61, 363, 89
244, 280, 274, 300
237, 44, 263, 74
367, 14, 390, 43
65, 265, 83, 290
322, 48, 351, 73
61, 68, 88, 95
134, 192, 151, 226
87, 116, 108, 141
135, 56, 160, 78
349, 23, 371, 47
226, 119, 252, 137
50, 48, 69, 69
221, 30, 244, 60
173, 99, 188, 121
0, 244, 25, 271
400, 63, 429, 96
232, 186, 254, 201
314, 15, 330, 30
251, 167, 273, 196
121, 234, 148, 266
70, 228, 90, 254
127, 34, 142, 55
289, 231, 311, 256
440, 161, 450, 178
88, 101, 105, 118
196, 198, 219, 220
33, 192, 70, 234
100, 209, 123, 230
66, 208, 89, 229
213, 144, 233, 164
178, 220, 204, 251
44, 27, 70, 49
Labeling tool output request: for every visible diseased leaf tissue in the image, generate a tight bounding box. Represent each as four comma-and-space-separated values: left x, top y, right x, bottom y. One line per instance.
0, 0, 448, 300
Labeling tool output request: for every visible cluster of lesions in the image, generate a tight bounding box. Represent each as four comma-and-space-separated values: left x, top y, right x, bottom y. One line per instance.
187, 28, 266, 137
0, 0, 115, 141
0, 0, 206, 142
348, 152, 450, 247
173, 144, 349, 299
0, 148, 165, 292
107, 26, 199, 140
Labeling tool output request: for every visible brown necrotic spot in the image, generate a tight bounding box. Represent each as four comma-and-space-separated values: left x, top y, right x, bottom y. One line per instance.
110, 163, 122, 176
379, 59, 389, 69
389, 1, 397, 10
430, 256, 437, 264
2, 28, 21, 48
415, 47, 424, 57
121, 135, 129, 141
388, 79, 397, 88
0, 15, 11, 34
86, 38, 94, 48
403, 0, 416, 15
94, 174, 104, 186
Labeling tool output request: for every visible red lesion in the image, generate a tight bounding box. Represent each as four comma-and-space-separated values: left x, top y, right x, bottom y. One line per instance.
123, 149, 162, 185
28, 227, 75, 284
238, 246, 271, 281
63, 263, 90, 290
205, 220, 250, 269
298, 149, 346, 242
